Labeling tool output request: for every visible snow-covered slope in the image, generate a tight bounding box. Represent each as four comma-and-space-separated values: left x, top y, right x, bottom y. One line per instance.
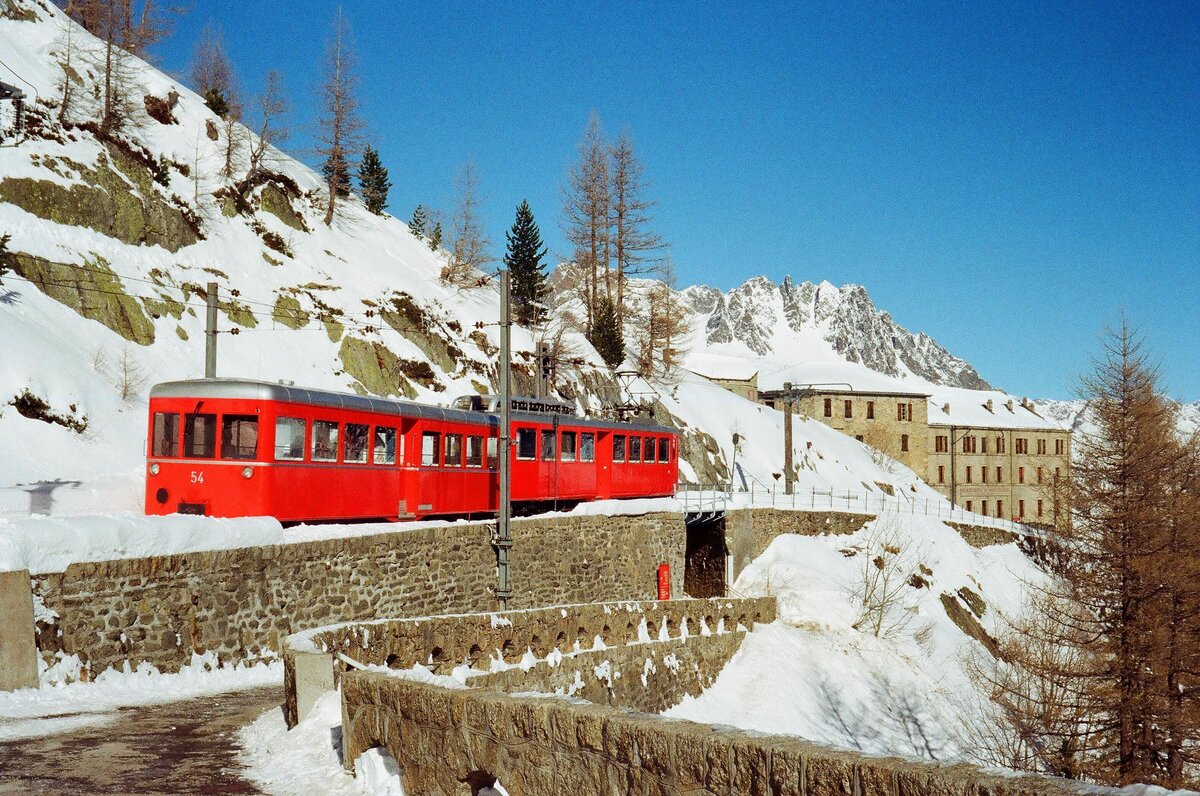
0, 1, 945, 517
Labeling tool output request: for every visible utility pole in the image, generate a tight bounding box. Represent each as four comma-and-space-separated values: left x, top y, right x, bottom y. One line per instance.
536, 342, 549, 399
204, 281, 218, 378
783, 381, 793, 495
496, 271, 513, 609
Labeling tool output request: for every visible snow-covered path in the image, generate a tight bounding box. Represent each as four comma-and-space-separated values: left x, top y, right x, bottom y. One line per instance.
0, 686, 281, 794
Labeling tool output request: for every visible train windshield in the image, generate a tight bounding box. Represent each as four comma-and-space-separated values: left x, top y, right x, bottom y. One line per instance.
220, 416, 258, 460
184, 413, 216, 458
152, 412, 180, 457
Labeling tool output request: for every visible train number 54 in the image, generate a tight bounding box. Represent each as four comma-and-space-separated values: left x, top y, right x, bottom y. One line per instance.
190, 471, 205, 484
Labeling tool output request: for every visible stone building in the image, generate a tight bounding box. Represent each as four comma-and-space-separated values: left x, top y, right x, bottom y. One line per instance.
690, 369, 760, 403
926, 396, 1071, 525
753, 366, 1072, 526
759, 387, 931, 478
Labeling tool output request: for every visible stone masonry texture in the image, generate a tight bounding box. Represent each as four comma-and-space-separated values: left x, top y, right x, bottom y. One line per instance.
30, 511, 686, 675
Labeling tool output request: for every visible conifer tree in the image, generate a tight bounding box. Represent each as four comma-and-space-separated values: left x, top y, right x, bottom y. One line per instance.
428, 221, 443, 251
192, 23, 235, 118
0, 233, 10, 286
504, 200, 549, 327
590, 296, 624, 369
409, 205, 428, 240
321, 150, 351, 198
358, 145, 391, 215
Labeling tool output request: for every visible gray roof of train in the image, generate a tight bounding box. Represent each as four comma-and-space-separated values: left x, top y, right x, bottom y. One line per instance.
149, 379, 673, 434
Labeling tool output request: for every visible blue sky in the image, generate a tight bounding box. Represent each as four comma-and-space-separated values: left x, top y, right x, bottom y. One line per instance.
154, 2, 1199, 401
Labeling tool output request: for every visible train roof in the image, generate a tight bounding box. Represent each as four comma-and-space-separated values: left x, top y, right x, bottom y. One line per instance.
149, 379, 675, 434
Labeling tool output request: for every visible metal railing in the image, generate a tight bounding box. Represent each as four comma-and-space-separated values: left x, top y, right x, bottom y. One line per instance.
675, 483, 733, 522
729, 482, 1039, 536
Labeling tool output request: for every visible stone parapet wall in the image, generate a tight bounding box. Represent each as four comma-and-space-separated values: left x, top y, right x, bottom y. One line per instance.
340, 669, 1079, 796
947, 521, 1018, 548
30, 511, 686, 676
283, 596, 775, 726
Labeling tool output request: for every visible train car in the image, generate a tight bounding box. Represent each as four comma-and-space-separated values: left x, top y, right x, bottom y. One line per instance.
144, 378, 678, 523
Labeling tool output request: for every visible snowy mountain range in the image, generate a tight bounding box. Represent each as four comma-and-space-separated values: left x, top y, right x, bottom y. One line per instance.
684, 276, 991, 390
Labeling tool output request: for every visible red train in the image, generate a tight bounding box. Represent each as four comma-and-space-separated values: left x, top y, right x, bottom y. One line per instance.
144, 378, 679, 523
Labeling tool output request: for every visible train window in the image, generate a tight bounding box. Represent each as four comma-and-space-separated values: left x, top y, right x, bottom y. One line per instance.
658, 437, 670, 463
629, 436, 642, 462
560, 431, 577, 462
184, 413, 216, 458
643, 436, 654, 462
421, 432, 440, 466
274, 417, 305, 461
152, 412, 180, 457
344, 424, 369, 463
487, 437, 498, 468
466, 436, 483, 467
445, 434, 464, 466
220, 415, 259, 460
312, 421, 339, 462
541, 430, 557, 461
613, 435, 626, 462
580, 433, 595, 462
516, 428, 536, 460
373, 427, 396, 465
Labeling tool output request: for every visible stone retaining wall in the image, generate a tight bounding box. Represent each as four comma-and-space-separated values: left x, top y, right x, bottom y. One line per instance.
340, 669, 1079, 796
30, 511, 685, 676
283, 597, 775, 726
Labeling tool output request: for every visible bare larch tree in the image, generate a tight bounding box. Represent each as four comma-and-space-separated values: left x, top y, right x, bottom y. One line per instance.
562, 112, 610, 335
316, 5, 363, 226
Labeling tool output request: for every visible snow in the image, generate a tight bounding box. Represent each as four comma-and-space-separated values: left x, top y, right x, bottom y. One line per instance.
664, 514, 1043, 764
0, 651, 280, 741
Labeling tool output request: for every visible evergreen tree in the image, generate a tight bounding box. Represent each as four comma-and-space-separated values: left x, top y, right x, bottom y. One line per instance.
428, 221, 443, 251
409, 205, 428, 240
0, 233, 10, 286
590, 296, 624, 369
358, 145, 391, 215
203, 86, 230, 118
321, 150, 351, 198
503, 200, 549, 327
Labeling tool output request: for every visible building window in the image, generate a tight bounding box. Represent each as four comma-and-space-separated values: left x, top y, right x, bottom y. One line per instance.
981, 437, 989, 454
982, 466, 988, 483
844, 400, 853, 418
935, 435, 948, 453
867, 401, 875, 419
1037, 438, 1047, 455
1018, 499, 1025, 518
900, 434, 909, 452
966, 500, 973, 512
897, 402, 913, 421
1037, 499, 1044, 517
938, 465, 945, 483
996, 466, 1003, 483
1037, 466, 1043, 484
824, 398, 832, 417
996, 435, 1006, 453
997, 499, 1003, 518
1016, 437, 1028, 454
962, 436, 977, 454
966, 466, 973, 483
982, 500, 989, 517
1055, 467, 1061, 480
1056, 439, 1065, 455
1018, 466, 1025, 483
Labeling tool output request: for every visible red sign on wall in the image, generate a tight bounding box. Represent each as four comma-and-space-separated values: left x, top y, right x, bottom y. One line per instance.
657, 563, 671, 600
